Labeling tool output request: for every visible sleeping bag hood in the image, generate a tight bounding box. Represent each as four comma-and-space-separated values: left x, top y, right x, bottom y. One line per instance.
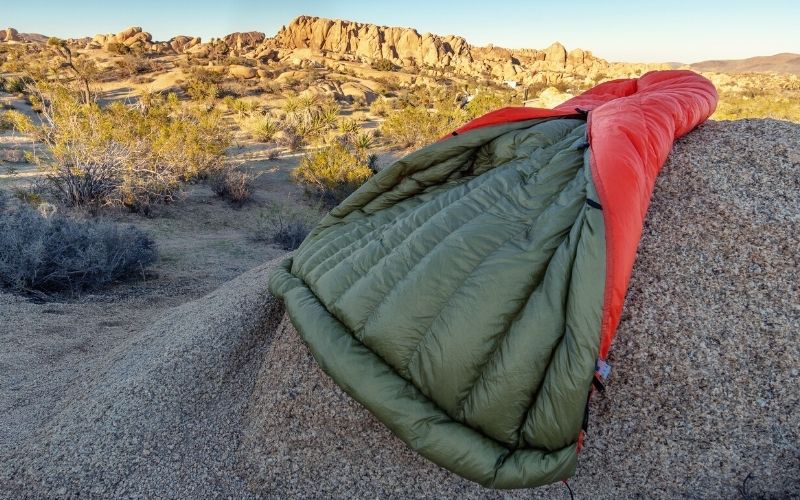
269, 70, 718, 488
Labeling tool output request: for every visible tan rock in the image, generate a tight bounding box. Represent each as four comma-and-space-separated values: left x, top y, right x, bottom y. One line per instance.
1, 27, 20, 42
115, 26, 142, 43
544, 41, 567, 67
275, 15, 469, 68
567, 48, 585, 66
340, 82, 377, 104
525, 86, 574, 108
223, 31, 265, 52
228, 65, 257, 79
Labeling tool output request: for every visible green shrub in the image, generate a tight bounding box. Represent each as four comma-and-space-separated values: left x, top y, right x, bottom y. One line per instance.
105, 42, 130, 55
281, 95, 340, 143
0, 76, 26, 94
292, 142, 374, 204
337, 118, 360, 136
464, 92, 508, 119
242, 115, 279, 142
380, 106, 465, 148
371, 58, 396, 72
0, 199, 157, 293
186, 78, 219, 102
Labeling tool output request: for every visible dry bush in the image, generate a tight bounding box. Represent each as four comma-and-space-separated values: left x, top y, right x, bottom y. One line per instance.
9, 82, 230, 213
0, 196, 157, 294
368, 96, 395, 117
118, 54, 154, 77
209, 167, 255, 205
276, 126, 305, 152
254, 201, 322, 250
292, 142, 374, 204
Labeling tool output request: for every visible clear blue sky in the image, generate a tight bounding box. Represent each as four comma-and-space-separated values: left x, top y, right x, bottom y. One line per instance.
3, 0, 799, 63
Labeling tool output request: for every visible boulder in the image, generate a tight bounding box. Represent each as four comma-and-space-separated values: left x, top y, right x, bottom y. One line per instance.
567, 48, 585, 66
1, 27, 20, 42
115, 26, 142, 43
544, 41, 567, 67
228, 65, 257, 79
223, 31, 266, 52
339, 82, 377, 104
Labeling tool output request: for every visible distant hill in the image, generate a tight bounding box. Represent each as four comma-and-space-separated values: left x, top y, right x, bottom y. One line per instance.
691, 53, 800, 74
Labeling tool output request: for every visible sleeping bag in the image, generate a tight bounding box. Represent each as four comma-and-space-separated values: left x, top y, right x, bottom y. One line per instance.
268, 70, 718, 488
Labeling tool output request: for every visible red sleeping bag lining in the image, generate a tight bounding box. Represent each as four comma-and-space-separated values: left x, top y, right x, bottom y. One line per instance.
450, 70, 719, 361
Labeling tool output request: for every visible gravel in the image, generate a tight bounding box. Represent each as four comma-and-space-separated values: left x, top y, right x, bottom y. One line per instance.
2, 119, 798, 498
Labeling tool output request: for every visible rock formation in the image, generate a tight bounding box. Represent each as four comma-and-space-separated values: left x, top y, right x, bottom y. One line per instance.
273, 15, 472, 67
0, 27, 20, 42
88, 26, 154, 51
223, 31, 266, 52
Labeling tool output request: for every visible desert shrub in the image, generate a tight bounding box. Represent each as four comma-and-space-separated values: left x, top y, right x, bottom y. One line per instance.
209, 168, 254, 205
186, 78, 219, 102
12, 82, 230, 213
464, 92, 508, 119
1, 76, 27, 94
118, 54, 153, 77
292, 142, 374, 204
369, 96, 394, 117
353, 131, 374, 152
105, 42, 130, 55
713, 90, 800, 122
229, 98, 259, 117
0, 111, 12, 130
276, 127, 305, 152
241, 115, 279, 142
380, 105, 465, 148
337, 118, 360, 137
0, 200, 157, 293
371, 58, 396, 72
281, 95, 340, 144
254, 202, 322, 250
218, 80, 253, 98
188, 66, 224, 84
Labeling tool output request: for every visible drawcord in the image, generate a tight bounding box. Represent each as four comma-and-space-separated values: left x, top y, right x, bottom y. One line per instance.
563, 479, 575, 500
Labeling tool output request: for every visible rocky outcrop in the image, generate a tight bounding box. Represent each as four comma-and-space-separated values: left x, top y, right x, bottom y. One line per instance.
543, 41, 567, 67
0, 27, 20, 42
274, 15, 471, 67
168, 35, 201, 54
223, 31, 266, 52
269, 16, 621, 85
88, 26, 154, 51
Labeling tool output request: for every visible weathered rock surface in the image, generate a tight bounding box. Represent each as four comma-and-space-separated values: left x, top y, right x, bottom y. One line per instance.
223, 31, 266, 52
228, 64, 257, 79
0, 27, 20, 42
1, 120, 798, 498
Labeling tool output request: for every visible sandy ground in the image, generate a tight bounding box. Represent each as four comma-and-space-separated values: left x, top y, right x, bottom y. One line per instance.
0, 119, 798, 497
